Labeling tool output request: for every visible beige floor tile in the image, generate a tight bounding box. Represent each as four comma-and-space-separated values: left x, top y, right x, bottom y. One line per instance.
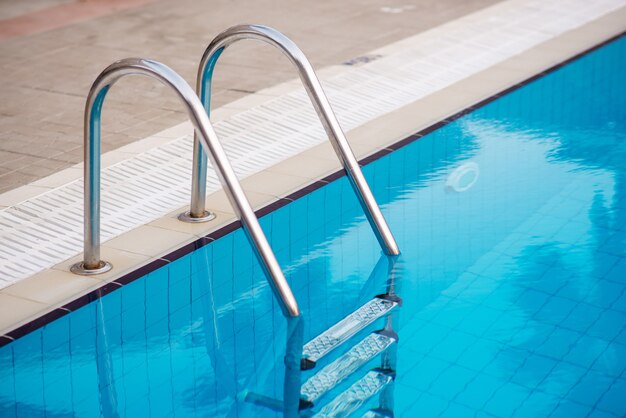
266, 154, 342, 180
0, 184, 53, 206
240, 170, 313, 197
306, 141, 342, 160
53, 245, 151, 280
256, 79, 301, 97
151, 122, 193, 140
102, 224, 197, 258
30, 167, 82, 188
114, 134, 178, 155
0, 293, 47, 335
204, 188, 279, 214
3, 269, 102, 305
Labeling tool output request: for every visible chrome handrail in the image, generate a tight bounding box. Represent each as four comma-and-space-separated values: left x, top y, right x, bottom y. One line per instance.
70, 58, 300, 318
184, 24, 400, 256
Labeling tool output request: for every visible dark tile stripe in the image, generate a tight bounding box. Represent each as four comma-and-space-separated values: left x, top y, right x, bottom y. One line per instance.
113, 258, 171, 285
283, 182, 328, 202
159, 237, 213, 264
0, 335, 14, 348
255, 197, 293, 218
206, 220, 241, 241
5, 308, 69, 342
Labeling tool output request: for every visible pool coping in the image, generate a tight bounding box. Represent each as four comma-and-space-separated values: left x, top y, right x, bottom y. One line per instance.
1, 6, 625, 346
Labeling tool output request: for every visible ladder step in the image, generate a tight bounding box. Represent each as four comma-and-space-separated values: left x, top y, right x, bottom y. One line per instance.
301, 331, 397, 403
302, 296, 399, 368
312, 370, 395, 418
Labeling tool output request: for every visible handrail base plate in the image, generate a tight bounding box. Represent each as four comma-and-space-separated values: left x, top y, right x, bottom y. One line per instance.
177, 210, 217, 223
70, 260, 113, 276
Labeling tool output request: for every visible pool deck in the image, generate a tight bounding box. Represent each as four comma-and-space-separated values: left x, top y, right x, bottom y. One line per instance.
1, 0, 625, 340
0, 0, 499, 194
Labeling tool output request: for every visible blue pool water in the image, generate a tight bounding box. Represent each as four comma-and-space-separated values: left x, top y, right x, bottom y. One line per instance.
2, 36, 626, 417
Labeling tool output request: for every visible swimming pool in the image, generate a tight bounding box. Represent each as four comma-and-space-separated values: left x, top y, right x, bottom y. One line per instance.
1, 34, 625, 417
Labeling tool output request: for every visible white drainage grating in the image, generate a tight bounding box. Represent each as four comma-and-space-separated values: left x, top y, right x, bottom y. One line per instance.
0, 0, 623, 287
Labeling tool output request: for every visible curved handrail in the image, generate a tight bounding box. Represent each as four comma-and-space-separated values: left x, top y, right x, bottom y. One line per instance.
187, 24, 400, 256
70, 58, 300, 318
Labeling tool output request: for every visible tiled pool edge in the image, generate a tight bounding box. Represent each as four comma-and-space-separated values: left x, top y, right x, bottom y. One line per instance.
1, 8, 625, 344
3, 0, 624, 285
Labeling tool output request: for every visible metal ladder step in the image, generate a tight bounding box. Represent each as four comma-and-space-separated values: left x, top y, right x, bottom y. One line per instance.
312, 369, 395, 418
301, 331, 397, 404
302, 295, 400, 369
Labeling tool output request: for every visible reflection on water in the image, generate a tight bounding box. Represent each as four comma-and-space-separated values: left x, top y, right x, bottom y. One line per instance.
1, 34, 625, 418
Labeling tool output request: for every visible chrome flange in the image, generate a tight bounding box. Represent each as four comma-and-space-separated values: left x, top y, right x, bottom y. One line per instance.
70, 260, 113, 275
177, 210, 217, 223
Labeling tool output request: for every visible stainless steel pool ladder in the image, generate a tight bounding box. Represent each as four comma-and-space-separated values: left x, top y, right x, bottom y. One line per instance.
69, 58, 300, 318
70, 26, 399, 313
182, 24, 400, 257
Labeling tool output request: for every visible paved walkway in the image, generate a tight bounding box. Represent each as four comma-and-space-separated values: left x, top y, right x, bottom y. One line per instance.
0, 0, 499, 194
